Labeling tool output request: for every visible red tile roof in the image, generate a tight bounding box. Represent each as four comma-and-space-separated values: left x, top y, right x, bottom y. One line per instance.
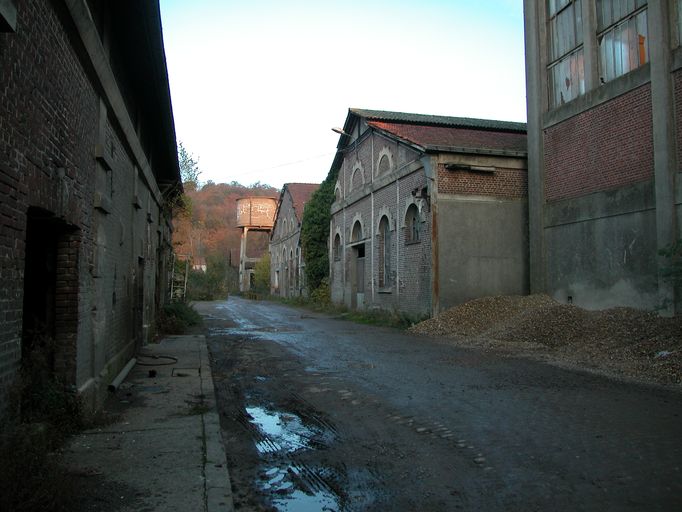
367, 121, 527, 154
285, 183, 320, 222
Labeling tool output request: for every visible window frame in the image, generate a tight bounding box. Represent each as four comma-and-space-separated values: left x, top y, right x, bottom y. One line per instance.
546, 0, 585, 108
404, 204, 420, 245
596, 1, 648, 84
333, 233, 342, 262
377, 216, 391, 289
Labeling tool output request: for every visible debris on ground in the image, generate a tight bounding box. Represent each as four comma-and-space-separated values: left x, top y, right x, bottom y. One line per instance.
410, 295, 682, 386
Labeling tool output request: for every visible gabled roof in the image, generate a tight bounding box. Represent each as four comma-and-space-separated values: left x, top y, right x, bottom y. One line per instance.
286, 183, 320, 222
368, 121, 528, 154
350, 108, 527, 132
330, 108, 527, 173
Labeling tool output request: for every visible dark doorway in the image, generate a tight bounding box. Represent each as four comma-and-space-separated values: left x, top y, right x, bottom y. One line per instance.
22, 207, 79, 381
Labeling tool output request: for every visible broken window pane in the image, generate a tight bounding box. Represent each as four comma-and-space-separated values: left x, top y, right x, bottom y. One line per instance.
547, 0, 584, 108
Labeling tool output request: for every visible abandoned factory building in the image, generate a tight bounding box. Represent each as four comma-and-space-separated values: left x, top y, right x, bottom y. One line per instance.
524, 0, 681, 314
270, 183, 319, 297
0, 1, 181, 411
329, 109, 528, 318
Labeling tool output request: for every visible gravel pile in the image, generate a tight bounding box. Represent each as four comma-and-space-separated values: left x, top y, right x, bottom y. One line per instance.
410, 295, 682, 386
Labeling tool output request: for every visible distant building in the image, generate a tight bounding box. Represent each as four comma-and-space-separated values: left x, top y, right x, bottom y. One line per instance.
0, 1, 181, 411
523, 0, 680, 313
270, 183, 320, 297
329, 109, 528, 317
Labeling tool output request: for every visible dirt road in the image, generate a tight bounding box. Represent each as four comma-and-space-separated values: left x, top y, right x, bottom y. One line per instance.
199, 297, 682, 511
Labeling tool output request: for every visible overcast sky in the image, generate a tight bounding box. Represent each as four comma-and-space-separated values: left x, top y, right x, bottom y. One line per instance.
159, 0, 527, 189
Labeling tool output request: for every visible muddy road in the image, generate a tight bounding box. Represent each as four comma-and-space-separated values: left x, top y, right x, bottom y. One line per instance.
198, 298, 682, 511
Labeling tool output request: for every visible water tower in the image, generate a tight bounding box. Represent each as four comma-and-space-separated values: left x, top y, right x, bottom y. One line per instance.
236, 197, 277, 292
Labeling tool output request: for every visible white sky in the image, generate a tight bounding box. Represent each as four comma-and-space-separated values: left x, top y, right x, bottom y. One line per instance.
159, 0, 527, 189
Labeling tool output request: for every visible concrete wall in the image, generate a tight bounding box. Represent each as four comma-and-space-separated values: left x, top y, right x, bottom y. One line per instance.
523, 0, 680, 314
437, 196, 528, 310
0, 0, 177, 411
436, 154, 529, 311
544, 180, 659, 310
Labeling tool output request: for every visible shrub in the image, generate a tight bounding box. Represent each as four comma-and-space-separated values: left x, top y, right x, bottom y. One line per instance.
156, 301, 202, 335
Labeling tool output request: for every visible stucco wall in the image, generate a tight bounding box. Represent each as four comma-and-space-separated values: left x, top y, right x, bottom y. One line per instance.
437, 196, 528, 310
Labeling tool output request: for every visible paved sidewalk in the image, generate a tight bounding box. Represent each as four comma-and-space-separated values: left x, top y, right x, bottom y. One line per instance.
64, 335, 234, 512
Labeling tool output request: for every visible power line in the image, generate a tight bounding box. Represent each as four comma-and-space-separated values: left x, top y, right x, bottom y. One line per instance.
229, 151, 335, 179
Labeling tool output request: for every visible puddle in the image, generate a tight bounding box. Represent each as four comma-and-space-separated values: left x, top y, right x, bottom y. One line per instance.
246, 406, 321, 453
244, 405, 341, 511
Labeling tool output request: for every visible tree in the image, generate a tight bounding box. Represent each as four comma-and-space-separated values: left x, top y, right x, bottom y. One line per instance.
178, 141, 201, 192
300, 168, 338, 291
253, 252, 271, 294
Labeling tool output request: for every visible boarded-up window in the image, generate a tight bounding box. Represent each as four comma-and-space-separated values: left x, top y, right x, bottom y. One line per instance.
378, 155, 391, 175
378, 216, 391, 288
405, 204, 420, 244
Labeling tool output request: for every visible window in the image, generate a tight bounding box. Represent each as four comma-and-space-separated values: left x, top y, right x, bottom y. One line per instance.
333, 233, 341, 261
547, 0, 585, 108
405, 204, 420, 244
378, 155, 390, 175
351, 167, 363, 192
334, 184, 341, 202
597, 0, 648, 83
351, 220, 363, 243
378, 216, 391, 288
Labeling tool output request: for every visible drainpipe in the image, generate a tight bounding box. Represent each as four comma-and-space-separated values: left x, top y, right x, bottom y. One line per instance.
108, 357, 137, 392
421, 155, 438, 317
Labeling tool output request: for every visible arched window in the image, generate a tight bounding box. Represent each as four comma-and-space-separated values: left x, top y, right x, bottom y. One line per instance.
334, 184, 341, 202
351, 167, 363, 192
351, 220, 363, 243
405, 204, 420, 243
378, 216, 391, 288
378, 155, 390, 175
333, 233, 341, 261
282, 219, 287, 234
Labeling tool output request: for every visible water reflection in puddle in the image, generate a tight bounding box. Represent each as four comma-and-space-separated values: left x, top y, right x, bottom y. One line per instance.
245, 405, 340, 511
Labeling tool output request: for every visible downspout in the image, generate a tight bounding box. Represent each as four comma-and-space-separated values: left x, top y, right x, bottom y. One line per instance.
421, 155, 438, 317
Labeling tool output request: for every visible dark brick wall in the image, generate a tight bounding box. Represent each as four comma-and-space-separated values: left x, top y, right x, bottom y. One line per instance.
0, 0, 175, 410
544, 84, 654, 202
0, 0, 98, 397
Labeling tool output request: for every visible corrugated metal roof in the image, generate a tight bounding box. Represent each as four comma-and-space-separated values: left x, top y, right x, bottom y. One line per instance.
350, 108, 527, 132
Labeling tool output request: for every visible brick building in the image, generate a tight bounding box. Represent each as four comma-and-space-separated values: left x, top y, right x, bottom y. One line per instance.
270, 183, 319, 297
0, 1, 181, 410
329, 109, 528, 318
524, 0, 680, 313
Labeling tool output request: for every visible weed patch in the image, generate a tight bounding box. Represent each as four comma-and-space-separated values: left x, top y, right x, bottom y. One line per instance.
156, 301, 203, 336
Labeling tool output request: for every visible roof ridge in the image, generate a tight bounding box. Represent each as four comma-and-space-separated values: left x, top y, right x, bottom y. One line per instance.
350, 108, 527, 132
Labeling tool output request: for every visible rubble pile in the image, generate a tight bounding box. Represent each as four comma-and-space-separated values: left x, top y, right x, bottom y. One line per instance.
410, 295, 682, 385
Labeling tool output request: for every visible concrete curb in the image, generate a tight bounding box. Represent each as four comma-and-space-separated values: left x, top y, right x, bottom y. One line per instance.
63, 335, 235, 512
199, 338, 235, 511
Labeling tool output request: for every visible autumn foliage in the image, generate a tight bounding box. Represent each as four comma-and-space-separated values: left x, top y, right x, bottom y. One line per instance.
172, 181, 278, 292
